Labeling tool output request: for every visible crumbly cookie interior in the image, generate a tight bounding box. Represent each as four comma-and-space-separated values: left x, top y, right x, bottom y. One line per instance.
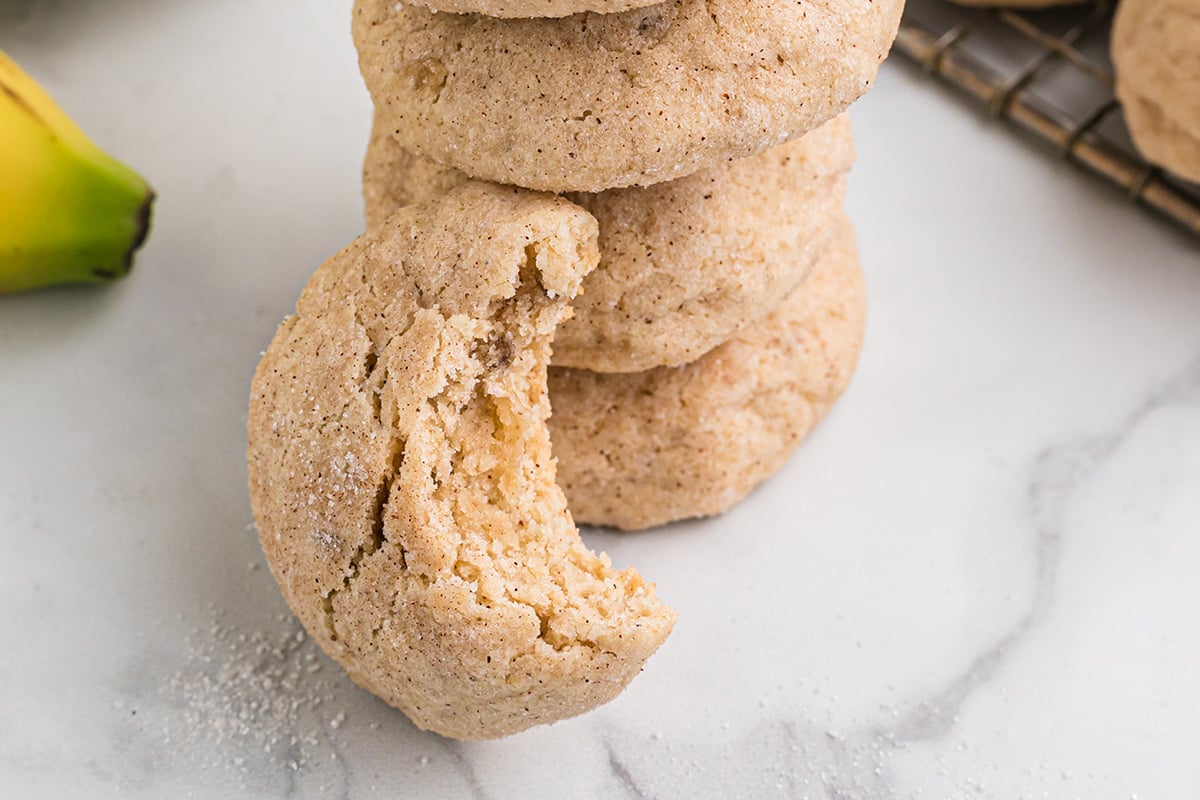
348, 246, 667, 652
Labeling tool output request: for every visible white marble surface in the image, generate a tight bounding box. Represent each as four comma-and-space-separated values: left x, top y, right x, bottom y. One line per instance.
2, 1, 1199, 797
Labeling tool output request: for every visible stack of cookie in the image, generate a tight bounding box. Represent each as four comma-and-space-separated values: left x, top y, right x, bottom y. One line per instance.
246, 0, 903, 743
354, 0, 903, 530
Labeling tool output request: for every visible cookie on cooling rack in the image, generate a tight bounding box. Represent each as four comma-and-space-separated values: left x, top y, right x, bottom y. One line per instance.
248, 184, 675, 739
548, 213, 867, 531
353, 0, 900, 192
1112, 0, 1200, 183
364, 114, 856, 372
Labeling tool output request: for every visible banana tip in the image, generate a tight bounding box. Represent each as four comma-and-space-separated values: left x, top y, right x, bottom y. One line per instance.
121, 188, 156, 273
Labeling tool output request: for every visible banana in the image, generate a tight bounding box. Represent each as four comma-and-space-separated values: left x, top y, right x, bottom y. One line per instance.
0, 49, 154, 294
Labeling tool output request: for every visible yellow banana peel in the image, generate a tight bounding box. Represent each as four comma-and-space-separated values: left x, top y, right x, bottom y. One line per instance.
0, 49, 154, 294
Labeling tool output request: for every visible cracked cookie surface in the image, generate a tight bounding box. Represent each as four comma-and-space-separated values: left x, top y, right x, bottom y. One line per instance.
364, 114, 856, 372
353, 0, 901, 192
248, 184, 676, 739
548, 213, 866, 531
1113, 0, 1200, 182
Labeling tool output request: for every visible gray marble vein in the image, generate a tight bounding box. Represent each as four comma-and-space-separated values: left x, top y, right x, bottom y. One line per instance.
605, 739, 655, 800
887, 353, 1200, 748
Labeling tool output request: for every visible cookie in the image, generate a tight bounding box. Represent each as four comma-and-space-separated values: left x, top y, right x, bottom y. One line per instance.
364, 114, 856, 372
248, 184, 676, 739
1112, 0, 1200, 183
353, 0, 901, 192
548, 214, 866, 531
414, 0, 664, 20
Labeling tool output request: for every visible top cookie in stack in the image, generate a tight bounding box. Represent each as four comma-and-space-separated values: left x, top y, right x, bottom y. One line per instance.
354, 0, 904, 192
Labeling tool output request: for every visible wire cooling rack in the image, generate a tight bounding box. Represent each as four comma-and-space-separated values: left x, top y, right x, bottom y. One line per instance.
893, 0, 1200, 239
